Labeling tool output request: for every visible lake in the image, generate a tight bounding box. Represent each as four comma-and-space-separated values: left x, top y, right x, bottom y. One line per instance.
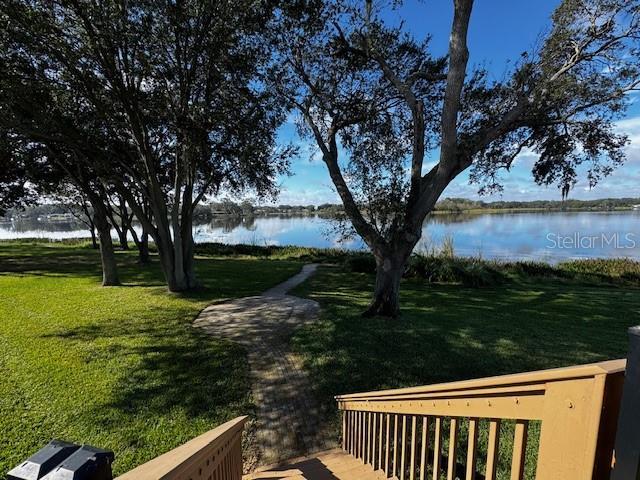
2, 211, 639, 262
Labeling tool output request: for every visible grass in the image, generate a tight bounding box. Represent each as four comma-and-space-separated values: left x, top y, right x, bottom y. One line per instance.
2, 240, 639, 479
0, 241, 302, 477
290, 266, 640, 478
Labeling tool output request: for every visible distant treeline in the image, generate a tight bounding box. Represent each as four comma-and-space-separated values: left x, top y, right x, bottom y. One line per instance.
193, 197, 640, 217
192, 201, 345, 219
433, 197, 640, 212
4, 197, 639, 221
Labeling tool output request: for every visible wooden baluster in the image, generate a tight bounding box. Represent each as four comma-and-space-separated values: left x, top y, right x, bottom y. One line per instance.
432, 418, 442, 480
485, 420, 501, 480
352, 411, 357, 456
361, 412, 366, 462
378, 413, 384, 471
372, 411, 378, 468
355, 411, 359, 459
433, 417, 442, 480
447, 418, 459, 480
465, 418, 478, 480
361, 411, 366, 461
420, 417, 429, 480
345, 411, 350, 454
365, 412, 370, 464
349, 410, 354, 455
385, 413, 391, 478
353, 412, 362, 458
369, 411, 375, 465
343, 411, 347, 450
366, 411, 371, 463
393, 414, 399, 478
353, 412, 358, 458
363, 411, 367, 463
510, 420, 528, 480
401, 415, 407, 480
410, 416, 417, 480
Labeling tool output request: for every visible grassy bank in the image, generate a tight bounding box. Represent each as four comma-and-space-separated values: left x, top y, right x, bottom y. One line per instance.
2, 240, 639, 478
0, 241, 301, 477
291, 263, 640, 407
289, 265, 640, 478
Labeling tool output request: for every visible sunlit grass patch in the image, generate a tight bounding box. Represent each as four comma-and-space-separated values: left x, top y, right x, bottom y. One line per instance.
0, 242, 301, 477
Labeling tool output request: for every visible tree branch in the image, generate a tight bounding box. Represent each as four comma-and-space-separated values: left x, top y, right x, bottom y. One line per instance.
438, 0, 474, 171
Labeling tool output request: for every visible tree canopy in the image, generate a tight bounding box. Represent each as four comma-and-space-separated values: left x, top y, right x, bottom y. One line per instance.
1, 0, 293, 289
1, 0, 638, 309
275, 0, 640, 316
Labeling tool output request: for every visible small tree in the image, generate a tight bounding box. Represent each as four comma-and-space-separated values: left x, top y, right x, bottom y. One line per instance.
278, 0, 640, 317
106, 193, 134, 251
54, 184, 98, 249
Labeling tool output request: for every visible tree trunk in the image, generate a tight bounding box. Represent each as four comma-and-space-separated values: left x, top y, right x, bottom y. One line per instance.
152, 227, 190, 292
138, 231, 150, 264
89, 224, 98, 249
181, 210, 199, 289
130, 226, 150, 264
112, 177, 198, 292
363, 254, 406, 318
157, 213, 199, 292
117, 228, 129, 250
362, 236, 420, 318
93, 206, 120, 286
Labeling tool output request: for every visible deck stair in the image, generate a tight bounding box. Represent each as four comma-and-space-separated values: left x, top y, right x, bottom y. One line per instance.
244, 449, 385, 480
114, 326, 640, 480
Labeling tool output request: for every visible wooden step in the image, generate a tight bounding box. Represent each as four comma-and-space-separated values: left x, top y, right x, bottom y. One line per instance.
245, 449, 387, 480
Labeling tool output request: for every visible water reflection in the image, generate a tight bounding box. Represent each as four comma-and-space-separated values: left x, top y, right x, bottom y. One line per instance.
1, 211, 639, 262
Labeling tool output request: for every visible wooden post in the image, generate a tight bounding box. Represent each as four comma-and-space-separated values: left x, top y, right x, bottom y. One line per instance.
611, 326, 640, 480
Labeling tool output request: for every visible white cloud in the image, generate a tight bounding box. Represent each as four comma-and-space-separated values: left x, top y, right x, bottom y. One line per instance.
272, 185, 339, 206
616, 116, 640, 162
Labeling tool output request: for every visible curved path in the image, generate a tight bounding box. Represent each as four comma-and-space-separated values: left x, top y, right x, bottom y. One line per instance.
193, 264, 328, 469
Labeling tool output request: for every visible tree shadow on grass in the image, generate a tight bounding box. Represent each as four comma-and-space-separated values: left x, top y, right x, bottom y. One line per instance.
0, 243, 302, 302
0, 243, 159, 283
291, 267, 640, 414
42, 309, 253, 430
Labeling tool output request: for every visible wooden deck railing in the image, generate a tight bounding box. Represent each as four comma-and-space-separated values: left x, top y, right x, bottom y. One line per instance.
336, 360, 626, 480
115, 416, 247, 480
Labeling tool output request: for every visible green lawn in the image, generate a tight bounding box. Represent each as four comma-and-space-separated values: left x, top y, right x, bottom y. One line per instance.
0, 241, 301, 477
2, 242, 639, 479
290, 266, 640, 478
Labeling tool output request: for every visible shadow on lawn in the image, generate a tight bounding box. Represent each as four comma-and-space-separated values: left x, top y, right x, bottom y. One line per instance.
0, 243, 301, 302
0, 243, 160, 282
43, 310, 252, 427
292, 267, 639, 412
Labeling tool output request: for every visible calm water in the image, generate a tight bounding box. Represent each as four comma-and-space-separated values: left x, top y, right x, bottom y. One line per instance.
2, 211, 639, 262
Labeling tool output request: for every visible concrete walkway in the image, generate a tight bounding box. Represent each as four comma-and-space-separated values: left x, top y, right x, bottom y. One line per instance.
193, 264, 328, 469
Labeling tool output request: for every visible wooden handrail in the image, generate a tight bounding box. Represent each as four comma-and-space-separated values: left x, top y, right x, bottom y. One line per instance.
115, 416, 248, 480
336, 360, 626, 480
336, 359, 625, 401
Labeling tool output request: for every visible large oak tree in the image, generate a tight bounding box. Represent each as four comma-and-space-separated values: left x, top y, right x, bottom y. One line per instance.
278, 0, 640, 317
2, 0, 291, 291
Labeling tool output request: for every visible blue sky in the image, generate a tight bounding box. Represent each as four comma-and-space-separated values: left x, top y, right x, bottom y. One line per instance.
269, 0, 640, 206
